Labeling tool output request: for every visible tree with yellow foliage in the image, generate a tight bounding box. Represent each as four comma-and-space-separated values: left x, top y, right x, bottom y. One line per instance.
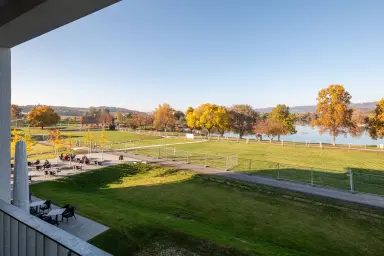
186, 107, 198, 132
48, 129, 63, 163
153, 103, 176, 131
23, 133, 36, 155
312, 85, 356, 146
28, 105, 60, 129
99, 127, 108, 161
11, 129, 36, 156
83, 128, 95, 157
63, 133, 75, 165
186, 104, 230, 137
11, 129, 23, 155
196, 104, 218, 137
369, 98, 384, 140
215, 106, 230, 136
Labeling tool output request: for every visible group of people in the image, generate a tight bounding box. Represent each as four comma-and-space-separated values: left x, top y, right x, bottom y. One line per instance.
30, 159, 51, 170
77, 155, 90, 165
59, 153, 76, 161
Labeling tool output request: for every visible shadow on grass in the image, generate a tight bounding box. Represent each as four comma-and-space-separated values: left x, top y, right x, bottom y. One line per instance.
30, 163, 384, 256
90, 226, 250, 256
48, 163, 155, 191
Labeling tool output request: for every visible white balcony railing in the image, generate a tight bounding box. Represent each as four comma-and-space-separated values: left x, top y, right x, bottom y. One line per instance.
0, 199, 110, 256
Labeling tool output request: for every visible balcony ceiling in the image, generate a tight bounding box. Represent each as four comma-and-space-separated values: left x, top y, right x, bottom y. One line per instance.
0, 0, 120, 48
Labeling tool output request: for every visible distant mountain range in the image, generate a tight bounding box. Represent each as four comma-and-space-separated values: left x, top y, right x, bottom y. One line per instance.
20, 105, 141, 116
256, 101, 378, 113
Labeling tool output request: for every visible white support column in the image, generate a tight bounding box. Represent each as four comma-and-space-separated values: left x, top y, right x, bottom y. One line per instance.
0, 48, 11, 203
12, 141, 29, 212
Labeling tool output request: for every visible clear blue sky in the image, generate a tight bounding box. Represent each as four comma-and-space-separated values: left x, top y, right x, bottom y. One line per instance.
11, 0, 384, 112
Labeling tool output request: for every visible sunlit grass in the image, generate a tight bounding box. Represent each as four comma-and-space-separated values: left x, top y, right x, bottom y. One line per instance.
174, 141, 384, 172
107, 168, 194, 189
31, 163, 384, 256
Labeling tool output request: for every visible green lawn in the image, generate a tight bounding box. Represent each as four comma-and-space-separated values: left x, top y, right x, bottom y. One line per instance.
30, 164, 384, 256
60, 130, 160, 141
172, 141, 384, 171
105, 137, 196, 150
25, 131, 192, 161
131, 141, 384, 195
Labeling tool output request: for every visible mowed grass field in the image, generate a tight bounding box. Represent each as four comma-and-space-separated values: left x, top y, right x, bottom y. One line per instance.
57, 130, 161, 142
30, 163, 384, 256
173, 141, 384, 172
142, 140, 384, 195
24, 130, 192, 160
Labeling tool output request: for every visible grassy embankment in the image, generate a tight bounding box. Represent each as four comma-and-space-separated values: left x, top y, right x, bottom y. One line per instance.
30, 163, 384, 256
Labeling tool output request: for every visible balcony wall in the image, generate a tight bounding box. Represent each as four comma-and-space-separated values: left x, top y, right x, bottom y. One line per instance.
0, 199, 110, 256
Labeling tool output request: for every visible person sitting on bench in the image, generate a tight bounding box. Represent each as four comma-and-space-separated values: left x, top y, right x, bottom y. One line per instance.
43, 160, 51, 169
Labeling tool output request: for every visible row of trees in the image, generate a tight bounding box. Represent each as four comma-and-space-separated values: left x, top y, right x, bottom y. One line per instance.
150, 85, 384, 146
12, 85, 384, 147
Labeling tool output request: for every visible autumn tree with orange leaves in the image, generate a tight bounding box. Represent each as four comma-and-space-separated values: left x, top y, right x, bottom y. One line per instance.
312, 85, 356, 146
153, 103, 176, 131
28, 106, 60, 129
369, 98, 384, 140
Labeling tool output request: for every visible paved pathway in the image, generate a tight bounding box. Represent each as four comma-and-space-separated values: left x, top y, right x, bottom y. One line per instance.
110, 151, 384, 209
109, 139, 207, 151
23, 154, 139, 184
30, 196, 109, 241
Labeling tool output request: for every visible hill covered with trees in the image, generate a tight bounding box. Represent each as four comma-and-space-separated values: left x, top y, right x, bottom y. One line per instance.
20, 105, 140, 116
256, 101, 378, 113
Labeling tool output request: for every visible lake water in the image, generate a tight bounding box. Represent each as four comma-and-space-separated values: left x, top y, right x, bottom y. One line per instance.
224, 125, 384, 146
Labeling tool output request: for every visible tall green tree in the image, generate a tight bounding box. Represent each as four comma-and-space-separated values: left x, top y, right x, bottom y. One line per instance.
369, 98, 384, 140
312, 85, 355, 146
269, 104, 296, 141
229, 104, 258, 138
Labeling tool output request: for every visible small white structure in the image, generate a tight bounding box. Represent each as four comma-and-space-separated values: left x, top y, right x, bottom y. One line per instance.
12, 141, 29, 212
186, 133, 194, 140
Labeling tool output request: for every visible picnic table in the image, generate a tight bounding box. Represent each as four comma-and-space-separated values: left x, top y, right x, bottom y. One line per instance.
34, 165, 43, 171
29, 200, 45, 212
46, 208, 66, 223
